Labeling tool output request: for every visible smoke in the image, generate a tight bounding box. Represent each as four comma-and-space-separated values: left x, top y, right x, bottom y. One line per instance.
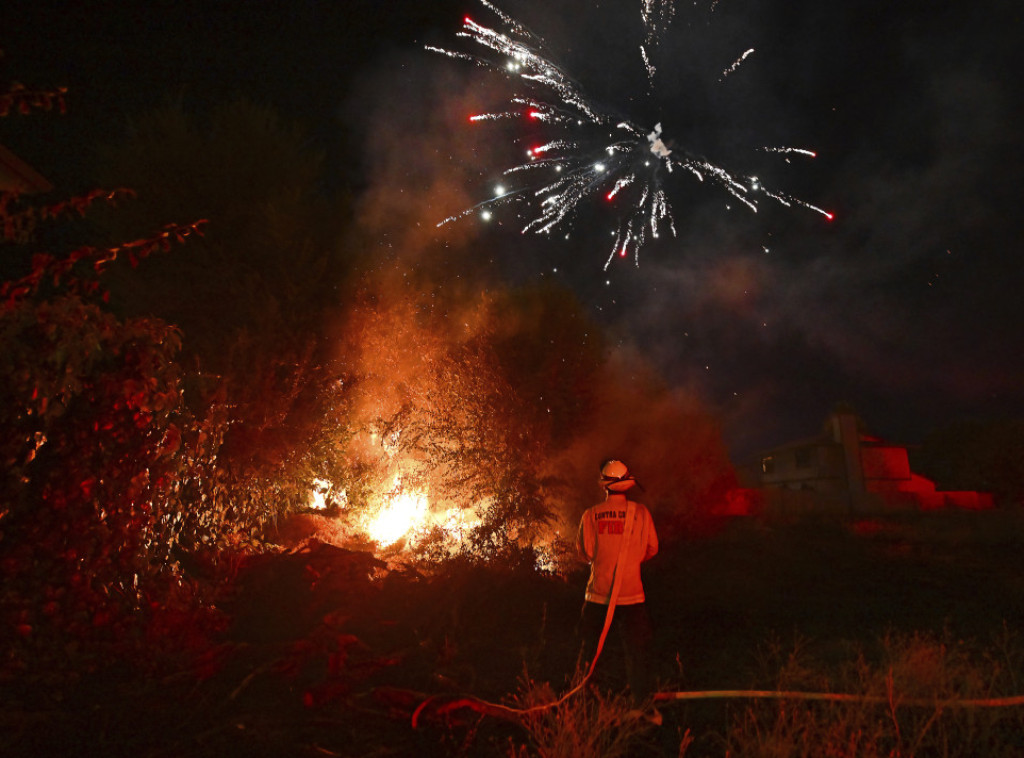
328, 29, 741, 545
542, 341, 736, 537
343, 47, 520, 265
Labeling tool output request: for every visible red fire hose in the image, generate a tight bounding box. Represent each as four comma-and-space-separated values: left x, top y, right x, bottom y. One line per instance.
412, 501, 637, 726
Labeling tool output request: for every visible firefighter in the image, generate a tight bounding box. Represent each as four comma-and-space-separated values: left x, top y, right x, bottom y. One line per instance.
577, 458, 659, 700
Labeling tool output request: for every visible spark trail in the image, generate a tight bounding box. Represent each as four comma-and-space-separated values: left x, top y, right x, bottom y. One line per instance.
429, 0, 833, 269
641, 0, 676, 84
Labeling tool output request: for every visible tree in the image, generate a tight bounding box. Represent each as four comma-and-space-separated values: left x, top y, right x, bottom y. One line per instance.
0, 74, 233, 680
92, 99, 359, 517
334, 279, 556, 561
94, 99, 348, 360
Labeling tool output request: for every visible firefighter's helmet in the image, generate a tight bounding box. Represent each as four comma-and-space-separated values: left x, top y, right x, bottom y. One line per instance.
600, 459, 636, 492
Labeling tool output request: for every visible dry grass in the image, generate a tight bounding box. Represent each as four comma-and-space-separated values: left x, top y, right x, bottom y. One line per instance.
505, 669, 662, 758
723, 627, 1024, 757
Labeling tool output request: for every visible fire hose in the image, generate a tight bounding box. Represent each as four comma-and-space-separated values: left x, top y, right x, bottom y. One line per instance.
653, 690, 1024, 707
412, 500, 638, 727
411, 500, 1024, 727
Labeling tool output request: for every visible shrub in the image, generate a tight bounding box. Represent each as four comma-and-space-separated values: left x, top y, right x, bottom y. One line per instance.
0, 75, 241, 682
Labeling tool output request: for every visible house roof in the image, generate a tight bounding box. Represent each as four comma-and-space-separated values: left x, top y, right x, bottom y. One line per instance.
760, 434, 834, 455
0, 142, 52, 193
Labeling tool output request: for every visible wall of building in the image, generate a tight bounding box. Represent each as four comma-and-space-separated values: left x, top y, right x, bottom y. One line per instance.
745, 411, 993, 514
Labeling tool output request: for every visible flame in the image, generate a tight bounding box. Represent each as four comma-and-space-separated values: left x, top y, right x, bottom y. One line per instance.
303, 472, 564, 571
368, 483, 429, 546
367, 487, 482, 550
305, 427, 488, 552
308, 479, 348, 511
308, 478, 334, 510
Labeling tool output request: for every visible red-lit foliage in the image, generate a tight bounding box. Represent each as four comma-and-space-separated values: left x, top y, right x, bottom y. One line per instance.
0, 242, 238, 677
0, 289, 223, 680
1, 188, 135, 245
91, 99, 355, 520
0, 80, 66, 118
0, 93, 233, 683
0, 218, 207, 306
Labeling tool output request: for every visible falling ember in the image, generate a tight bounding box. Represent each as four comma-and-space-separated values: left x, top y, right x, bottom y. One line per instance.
641, 0, 675, 83
429, 0, 831, 269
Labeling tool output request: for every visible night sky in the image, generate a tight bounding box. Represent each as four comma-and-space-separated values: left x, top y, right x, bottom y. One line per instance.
3, 0, 1022, 461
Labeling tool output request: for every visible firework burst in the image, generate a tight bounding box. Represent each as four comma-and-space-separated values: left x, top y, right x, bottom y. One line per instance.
429, 0, 832, 269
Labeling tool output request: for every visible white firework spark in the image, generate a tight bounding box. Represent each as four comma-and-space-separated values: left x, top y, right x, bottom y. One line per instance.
431, 0, 833, 269
720, 48, 756, 80
641, 0, 676, 84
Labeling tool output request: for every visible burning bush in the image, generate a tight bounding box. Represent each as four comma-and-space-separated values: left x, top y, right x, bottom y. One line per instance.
317, 281, 557, 564
305, 275, 736, 567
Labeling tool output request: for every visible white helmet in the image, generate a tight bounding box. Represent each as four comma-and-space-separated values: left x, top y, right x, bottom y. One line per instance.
600, 459, 636, 492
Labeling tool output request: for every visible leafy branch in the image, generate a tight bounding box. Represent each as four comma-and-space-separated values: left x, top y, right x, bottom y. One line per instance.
0, 81, 67, 117
1, 219, 208, 307
1, 187, 137, 244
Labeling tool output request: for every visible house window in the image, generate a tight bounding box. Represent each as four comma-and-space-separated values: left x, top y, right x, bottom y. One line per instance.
794, 446, 812, 469
761, 456, 775, 475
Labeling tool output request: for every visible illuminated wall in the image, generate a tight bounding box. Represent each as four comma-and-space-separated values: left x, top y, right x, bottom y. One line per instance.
748, 411, 993, 512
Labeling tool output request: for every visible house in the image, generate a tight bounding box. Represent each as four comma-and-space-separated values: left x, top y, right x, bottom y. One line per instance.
0, 142, 52, 194
738, 409, 993, 513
